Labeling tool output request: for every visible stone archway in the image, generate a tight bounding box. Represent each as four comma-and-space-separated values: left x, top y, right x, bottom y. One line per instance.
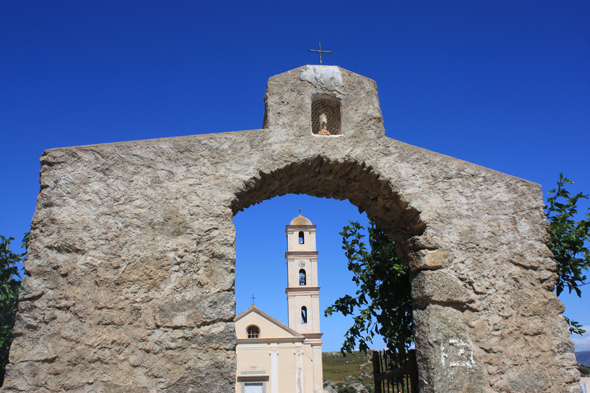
2, 66, 579, 392
231, 157, 422, 248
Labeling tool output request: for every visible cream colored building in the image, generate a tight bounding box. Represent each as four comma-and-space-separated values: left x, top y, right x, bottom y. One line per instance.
235, 214, 323, 393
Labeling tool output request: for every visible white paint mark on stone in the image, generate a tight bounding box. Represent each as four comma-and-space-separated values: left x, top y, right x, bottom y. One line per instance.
300, 65, 343, 90
445, 338, 475, 368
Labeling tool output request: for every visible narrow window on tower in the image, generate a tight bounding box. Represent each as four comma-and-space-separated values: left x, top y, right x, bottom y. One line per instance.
299, 269, 306, 286
299, 231, 304, 244
301, 307, 307, 324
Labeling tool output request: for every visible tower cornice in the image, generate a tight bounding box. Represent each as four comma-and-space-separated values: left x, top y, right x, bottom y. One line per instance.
285, 251, 319, 256
302, 333, 323, 340
286, 225, 317, 230
286, 287, 320, 293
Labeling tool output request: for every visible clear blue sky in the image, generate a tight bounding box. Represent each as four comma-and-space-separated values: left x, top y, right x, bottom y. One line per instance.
1, 1, 589, 352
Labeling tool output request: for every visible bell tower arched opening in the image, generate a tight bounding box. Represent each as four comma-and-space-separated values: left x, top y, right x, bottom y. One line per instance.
299, 269, 306, 286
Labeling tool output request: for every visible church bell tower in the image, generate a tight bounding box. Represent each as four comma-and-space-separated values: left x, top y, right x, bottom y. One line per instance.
285, 213, 323, 393
285, 213, 322, 338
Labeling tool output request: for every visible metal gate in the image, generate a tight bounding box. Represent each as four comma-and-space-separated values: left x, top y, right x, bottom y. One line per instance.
372, 348, 418, 393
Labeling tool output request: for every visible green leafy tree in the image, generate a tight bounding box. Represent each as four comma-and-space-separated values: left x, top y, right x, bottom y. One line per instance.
0, 234, 26, 384
324, 220, 412, 354
545, 174, 590, 335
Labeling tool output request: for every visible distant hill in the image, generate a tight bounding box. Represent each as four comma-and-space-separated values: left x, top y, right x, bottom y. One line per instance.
323, 351, 374, 392
577, 351, 590, 366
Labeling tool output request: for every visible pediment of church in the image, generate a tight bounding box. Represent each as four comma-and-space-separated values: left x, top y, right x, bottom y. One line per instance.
234, 305, 304, 341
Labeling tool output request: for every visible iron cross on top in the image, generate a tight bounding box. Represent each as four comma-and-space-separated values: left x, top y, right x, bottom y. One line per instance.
308, 41, 332, 65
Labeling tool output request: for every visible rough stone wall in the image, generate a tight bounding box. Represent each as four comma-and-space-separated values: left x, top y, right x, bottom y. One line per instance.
2, 66, 580, 392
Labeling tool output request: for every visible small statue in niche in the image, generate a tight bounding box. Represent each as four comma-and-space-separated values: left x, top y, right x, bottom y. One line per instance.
318, 112, 330, 136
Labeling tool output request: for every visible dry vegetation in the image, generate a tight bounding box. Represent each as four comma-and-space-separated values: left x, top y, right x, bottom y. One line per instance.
323, 351, 374, 392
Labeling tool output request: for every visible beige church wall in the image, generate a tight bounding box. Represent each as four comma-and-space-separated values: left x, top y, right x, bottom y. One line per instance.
2, 65, 580, 392
302, 354, 314, 393
235, 344, 272, 374
234, 304, 321, 392
277, 344, 303, 393
311, 345, 323, 392
235, 343, 303, 393
301, 343, 323, 393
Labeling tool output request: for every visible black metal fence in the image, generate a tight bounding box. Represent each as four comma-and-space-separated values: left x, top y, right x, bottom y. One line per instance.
372, 348, 418, 393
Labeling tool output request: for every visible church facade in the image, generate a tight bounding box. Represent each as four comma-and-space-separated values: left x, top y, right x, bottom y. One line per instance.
234, 214, 324, 393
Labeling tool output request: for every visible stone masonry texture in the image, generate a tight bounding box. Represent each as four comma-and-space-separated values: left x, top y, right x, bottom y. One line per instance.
2, 66, 581, 392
